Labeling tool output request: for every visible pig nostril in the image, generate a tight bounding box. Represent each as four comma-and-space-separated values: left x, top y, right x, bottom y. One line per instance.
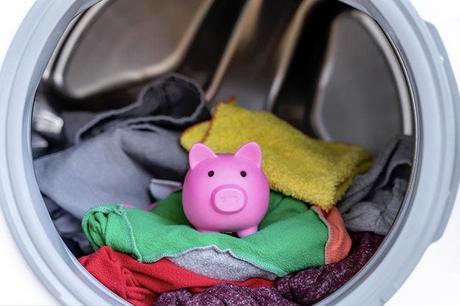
240, 171, 247, 177
208, 170, 214, 177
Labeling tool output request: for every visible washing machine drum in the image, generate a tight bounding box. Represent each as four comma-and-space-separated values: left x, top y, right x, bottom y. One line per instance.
0, 0, 458, 305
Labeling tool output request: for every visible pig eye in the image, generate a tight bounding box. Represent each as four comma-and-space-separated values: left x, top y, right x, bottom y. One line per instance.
240, 171, 247, 177
208, 170, 214, 177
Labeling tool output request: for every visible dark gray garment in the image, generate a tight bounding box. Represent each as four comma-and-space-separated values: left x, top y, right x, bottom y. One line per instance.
156, 285, 297, 306
75, 73, 209, 142
43, 196, 92, 254
60, 111, 96, 145
338, 136, 413, 235
34, 74, 209, 220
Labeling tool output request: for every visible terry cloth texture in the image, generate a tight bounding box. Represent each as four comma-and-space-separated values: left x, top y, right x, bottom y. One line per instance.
79, 246, 273, 306
155, 285, 297, 306
82, 191, 351, 276
276, 232, 384, 305
169, 247, 278, 281
338, 136, 413, 235
34, 73, 209, 233
180, 102, 372, 211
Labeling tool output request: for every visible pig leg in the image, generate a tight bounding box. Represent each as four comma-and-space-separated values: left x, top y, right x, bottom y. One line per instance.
237, 226, 258, 237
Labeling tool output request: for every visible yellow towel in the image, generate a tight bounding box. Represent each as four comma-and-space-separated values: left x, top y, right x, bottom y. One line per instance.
180, 102, 373, 211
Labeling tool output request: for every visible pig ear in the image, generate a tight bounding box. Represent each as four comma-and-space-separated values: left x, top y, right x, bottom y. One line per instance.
189, 143, 217, 169
235, 142, 262, 168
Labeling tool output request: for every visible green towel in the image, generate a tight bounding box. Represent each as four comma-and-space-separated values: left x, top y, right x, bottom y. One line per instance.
82, 192, 329, 276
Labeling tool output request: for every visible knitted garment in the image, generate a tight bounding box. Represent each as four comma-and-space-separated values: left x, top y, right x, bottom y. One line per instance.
155, 284, 297, 306
275, 232, 384, 305
180, 102, 372, 211
82, 192, 351, 276
79, 246, 273, 306
153, 232, 382, 306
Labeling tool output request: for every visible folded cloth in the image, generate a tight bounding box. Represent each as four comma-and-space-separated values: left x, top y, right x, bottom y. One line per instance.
313, 207, 352, 264
276, 232, 383, 305
74, 74, 209, 143
180, 102, 372, 211
338, 136, 413, 235
82, 191, 351, 276
169, 206, 350, 280
169, 247, 278, 281
79, 246, 273, 306
156, 233, 381, 305
156, 285, 297, 306
34, 74, 210, 219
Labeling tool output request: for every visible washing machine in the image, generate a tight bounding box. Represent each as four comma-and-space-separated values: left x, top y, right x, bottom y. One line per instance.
0, 0, 459, 305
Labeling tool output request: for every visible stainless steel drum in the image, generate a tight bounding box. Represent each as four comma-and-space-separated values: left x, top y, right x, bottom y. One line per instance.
0, 1, 458, 305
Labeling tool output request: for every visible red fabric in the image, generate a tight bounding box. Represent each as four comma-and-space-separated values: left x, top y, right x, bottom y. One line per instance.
312, 207, 352, 264
79, 246, 273, 306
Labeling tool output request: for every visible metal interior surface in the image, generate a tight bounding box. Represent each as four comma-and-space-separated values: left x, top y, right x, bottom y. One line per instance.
0, 0, 456, 305
24, 0, 450, 305
208, 0, 302, 109
42, 0, 246, 111
37, 0, 413, 154
33, 0, 415, 214
311, 10, 412, 153
46, 0, 213, 100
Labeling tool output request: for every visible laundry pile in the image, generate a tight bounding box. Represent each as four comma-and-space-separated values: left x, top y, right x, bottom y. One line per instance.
35, 74, 210, 254
33, 74, 413, 305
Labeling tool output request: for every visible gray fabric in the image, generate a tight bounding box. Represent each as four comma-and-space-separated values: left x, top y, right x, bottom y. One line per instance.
338, 136, 413, 235
35, 73, 209, 221
61, 111, 96, 145
168, 247, 277, 281
75, 73, 209, 143
149, 178, 182, 200
43, 196, 92, 254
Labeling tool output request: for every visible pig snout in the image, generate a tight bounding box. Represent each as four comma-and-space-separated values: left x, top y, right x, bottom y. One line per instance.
211, 185, 247, 213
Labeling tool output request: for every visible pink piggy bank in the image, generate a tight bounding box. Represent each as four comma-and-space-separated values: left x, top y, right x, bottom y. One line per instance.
182, 142, 269, 237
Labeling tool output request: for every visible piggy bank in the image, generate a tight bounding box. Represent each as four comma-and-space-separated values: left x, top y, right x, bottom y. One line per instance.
182, 142, 269, 237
